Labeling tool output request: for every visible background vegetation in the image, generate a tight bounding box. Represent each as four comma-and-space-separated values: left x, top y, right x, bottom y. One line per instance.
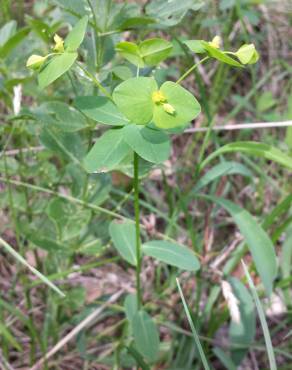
0, 0, 291, 369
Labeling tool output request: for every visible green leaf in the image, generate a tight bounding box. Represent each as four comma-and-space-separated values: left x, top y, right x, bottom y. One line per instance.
74, 96, 129, 126
83, 129, 131, 173
241, 261, 277, 370
115, 41, 144, 67
153, 81, 201, 129
124, 293, 138, 322
113, 77, 158, 125
0, 20, 17, 47
139, 38, 173, 65
53, 0, 87, 16
0, 322, 22, 351
116, 38, 172, 67
235, 44, 259, 65
27, 235, 65, 252
0, 26, 30, 58
47, 198, 91, 241
184, 40, 206, 54
35, 101, 87, 131
38, 52, 77, 89
176, 278, 211, 370
193, 161, 252, 192
109, 220, 137, 266
142, 240, 200, 271
146, 0, 204, 27
112, 65, 133, 80
132, 310, 160, 362
205, 196, 277, 295
200, 41, 243, 67
228, 277, 256, 365
122, 125, 170, 164
200, 141, 292, 171
65, 15, 88, 51
40, 127, 85, 164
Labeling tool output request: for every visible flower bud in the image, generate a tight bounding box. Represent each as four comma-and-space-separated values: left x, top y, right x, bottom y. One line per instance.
163, 103, 175, 115
235, 44, 259, 64
26, 54, 47, 70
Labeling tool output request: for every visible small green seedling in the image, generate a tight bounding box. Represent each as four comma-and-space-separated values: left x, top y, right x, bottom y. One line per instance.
27, 24, 259, 364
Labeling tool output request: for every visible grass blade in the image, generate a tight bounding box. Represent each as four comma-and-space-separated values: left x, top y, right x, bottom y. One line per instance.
0, 236, 65, 297
241, 260, 277, 370
176, 278, 210, 370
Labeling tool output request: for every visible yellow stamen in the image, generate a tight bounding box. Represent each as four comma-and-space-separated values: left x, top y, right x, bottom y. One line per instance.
163, 103, 175, 115
152, 90, 167, 104
53, 34, 64, 52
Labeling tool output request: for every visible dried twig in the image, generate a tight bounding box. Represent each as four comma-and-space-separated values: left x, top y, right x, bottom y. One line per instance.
185, 120, 292, 133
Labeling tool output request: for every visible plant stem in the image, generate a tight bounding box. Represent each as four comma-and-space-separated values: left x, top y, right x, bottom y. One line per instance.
176, 56, 209, 84
133, 152, 142, 309
77, 62, 113, 100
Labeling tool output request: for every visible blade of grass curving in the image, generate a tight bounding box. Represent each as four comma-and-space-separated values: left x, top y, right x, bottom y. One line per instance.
0, 236, 65, 297
241, 260, 277, 370
176, 278, 210, 370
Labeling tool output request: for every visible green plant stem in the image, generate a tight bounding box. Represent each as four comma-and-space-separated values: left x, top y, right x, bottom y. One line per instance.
133, 152, 142, 309
176, 56, 209, 84
77, 62, 113, 100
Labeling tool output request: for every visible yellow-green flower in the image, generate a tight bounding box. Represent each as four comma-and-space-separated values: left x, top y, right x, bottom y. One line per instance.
53, 34, 64, 52
209, 35, 222, 49
163, 103, 175, 115
26, 54, 47, 70
235, 44, 259, 64
152, 90, 167, 104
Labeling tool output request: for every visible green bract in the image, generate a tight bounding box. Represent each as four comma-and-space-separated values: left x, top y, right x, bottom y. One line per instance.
28, 15, 88, 89
116, 37, 173, 67
235, 44, 259, 65
74, 96, 130, 126
184, 39, 259, 67
113, 77, 201, 129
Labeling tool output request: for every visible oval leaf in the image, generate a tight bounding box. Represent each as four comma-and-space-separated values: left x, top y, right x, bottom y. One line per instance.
38, 52, 77, 89
64, 15, 88, 51
115, 41, 144, 67
74, 96, 129, 126
113, 77, 158, 125
122, 125, 170, 163
109, 220, 137, 266
142, 240, 200, 271
83, 129, 131, 173
153, 81, 201, 129
139, 38, 173, 66
132, 310, 160, 362
35, 101, 87, 132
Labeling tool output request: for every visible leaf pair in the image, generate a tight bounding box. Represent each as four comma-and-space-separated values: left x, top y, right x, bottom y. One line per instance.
184, 39, 259, 67
27, 16, 88, 89
109, 220, 200, 271
116, 38, 173, 67
83, 125, 170, 174
112, 77, 201, 129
